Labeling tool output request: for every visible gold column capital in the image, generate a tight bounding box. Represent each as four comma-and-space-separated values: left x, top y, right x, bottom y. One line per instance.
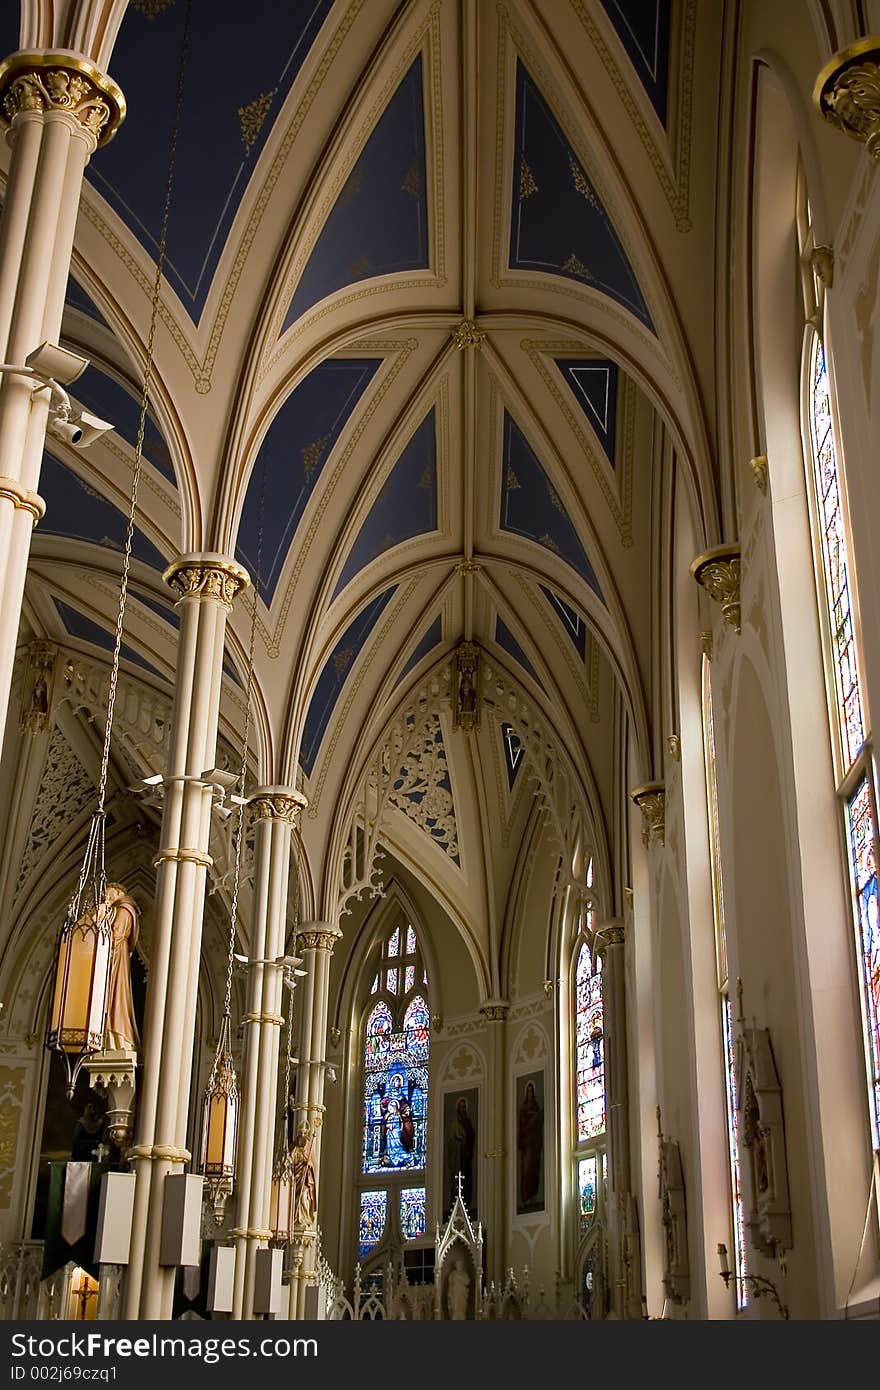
296, 921, 342, 953
690, 543, 741, 634
479, 1000, 510, 1022
0, 51, 125, 147
630, 782, 666, 848
163, 553, 250, 608
249, 786, 308, 826
596, 920, 626, 949
0, 474, 45, 524
814, 38, 880, 160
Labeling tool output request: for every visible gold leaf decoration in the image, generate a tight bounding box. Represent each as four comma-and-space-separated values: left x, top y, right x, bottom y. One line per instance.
563, 252, 594, 281
238, 89, 276, 153
418, 467, 433, 490
539, 533, 562, 555
569, 155, 599, 209
506, 467, 521, 490
333, 648, 353, 677
129, 0, 175, 16
301, 435, 329, 478
519, 158, 538, 199
401, 161, 422, 197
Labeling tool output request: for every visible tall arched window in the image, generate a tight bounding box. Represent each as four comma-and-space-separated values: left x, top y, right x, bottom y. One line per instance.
702, 657, 747, 1308
799, 184, 880, 1151
357, 916, 430, 1267
572, 865, 607, 1245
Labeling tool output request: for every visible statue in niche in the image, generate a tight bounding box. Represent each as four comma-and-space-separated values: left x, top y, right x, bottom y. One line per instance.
71, 1098, 106, 1161
19, 641, 56, 735
102, 885, 141, 1053
447, 1254, 471, 1320
291, 1125, 317, 1228
453, 642, 480, 731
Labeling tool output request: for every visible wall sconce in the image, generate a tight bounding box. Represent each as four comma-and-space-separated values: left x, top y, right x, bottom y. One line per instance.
717, 1242, 789, 1319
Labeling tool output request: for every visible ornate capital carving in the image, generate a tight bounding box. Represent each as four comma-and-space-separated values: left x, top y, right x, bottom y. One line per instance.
749, 455, 769, 495
453, 640, 481, 731
249, 787, 308, 826
452, 318, 486, 350
690, 544, 741, 634
480, 1000, 509, 1022
666, 733, 681, 762
630, 782, 666, 848
296, 921, 342, 954
163, 553, 250, 608
814, 39, 880, 160
809, 245, 834, 289
596, 921, 625, 949
0, 51, 125, 147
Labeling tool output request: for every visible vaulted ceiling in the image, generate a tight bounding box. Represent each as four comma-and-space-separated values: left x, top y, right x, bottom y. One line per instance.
7, 0, 725, 972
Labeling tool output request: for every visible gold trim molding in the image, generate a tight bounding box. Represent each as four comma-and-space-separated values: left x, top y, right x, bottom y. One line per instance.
0, 51, 125, 147
163, 553, 250, 608
152, 848, 214, 870
296, 928, 341, 953
690, 544, 741, 634
630, 782, 666, 848
452, 319, 485, 349
0, 475, 45, 524
814, 38, 880, 160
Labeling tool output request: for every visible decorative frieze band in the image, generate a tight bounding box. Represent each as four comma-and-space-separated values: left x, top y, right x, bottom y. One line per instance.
163, 554, 250, 609
0, 51, 125, 147
480, 1001, 510, 1022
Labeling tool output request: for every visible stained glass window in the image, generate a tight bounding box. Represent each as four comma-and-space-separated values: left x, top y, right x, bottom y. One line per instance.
578, 1156, 597, 1228
847, 780, 880, 1148
576, 942, 605, 1140
400, 1187, 426, 1240
406, 925, 417, 955
809, 341, 865, 769
359, 1190, 387, 1258
362, 926, 429, 1175
370, 973, 379, 994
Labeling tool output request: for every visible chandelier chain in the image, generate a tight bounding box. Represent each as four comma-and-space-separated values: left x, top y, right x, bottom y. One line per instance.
95, 0, 192, 815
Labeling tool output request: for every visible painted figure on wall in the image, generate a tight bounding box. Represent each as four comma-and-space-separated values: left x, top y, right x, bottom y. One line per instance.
444, 1089, 477, 1212
516, 1073, 544, 1213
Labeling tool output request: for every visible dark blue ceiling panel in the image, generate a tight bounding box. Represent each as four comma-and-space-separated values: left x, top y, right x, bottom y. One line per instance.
131, 586, 180, 630
65, 275, 108, 327
501, 722, 524, 789
556, 358, 619, 467
54, 599, 164, 679
500, 412, 603, 599
40, 453, 168, 572
0, 13, 19, 63
399, 615, 442, 682
236, 358, 381, 603
495, 615, 541, 687
72, 366, 176, 483
301, 588, 395, 777
89, 0, 335, 319
282, 57, 428, 331
540, 584, 587, 659
333, 410, 437, 598
599, 1, 671, 125
509, 63, 652, 330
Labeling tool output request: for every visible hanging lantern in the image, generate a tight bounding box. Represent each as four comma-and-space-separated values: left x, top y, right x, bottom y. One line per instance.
46, 815, 113, 1098
269, 1147, 297, 1246
200, 1018, 239, 1225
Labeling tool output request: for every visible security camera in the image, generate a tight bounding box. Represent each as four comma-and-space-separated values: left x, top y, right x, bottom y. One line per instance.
25, 342, 88, 386
47, 414, 83, 447
73, 410, 115, 448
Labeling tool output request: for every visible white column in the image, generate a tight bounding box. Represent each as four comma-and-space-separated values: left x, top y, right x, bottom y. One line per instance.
286, 920, 341, 1319
0, 53, 124, 745
232, 787, 307, 1319
480, 1000, 509, 1287
596, 920, 632, 1316
122, 555, 249, 1321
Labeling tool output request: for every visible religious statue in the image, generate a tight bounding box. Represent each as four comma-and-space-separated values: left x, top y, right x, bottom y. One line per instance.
447, 1255, 471, 1320
18, 641, 56, 735
446, 1094, 476, 1209
101, 884, 141, 1052
453, 642, 481, 731
291, 1125, 317, 1228
71, 1099, 105, 1161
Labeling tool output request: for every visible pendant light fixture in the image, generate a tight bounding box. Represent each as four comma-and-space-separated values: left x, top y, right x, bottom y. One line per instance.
45, 2, 191, 1099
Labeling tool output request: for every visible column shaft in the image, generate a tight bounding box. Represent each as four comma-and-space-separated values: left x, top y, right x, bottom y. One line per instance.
122, 556, 248, 1321
480, 1001, 509, 1286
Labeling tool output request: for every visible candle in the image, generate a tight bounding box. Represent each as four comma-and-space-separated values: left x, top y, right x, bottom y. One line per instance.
717, 1242, 730, 1278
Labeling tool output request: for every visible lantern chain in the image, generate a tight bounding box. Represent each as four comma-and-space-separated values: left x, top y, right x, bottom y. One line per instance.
94, 0, 192, 819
